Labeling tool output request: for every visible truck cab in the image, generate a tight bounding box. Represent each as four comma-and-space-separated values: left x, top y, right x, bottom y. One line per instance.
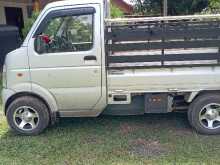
3, 0, 107, 135
2, 0, 220, 135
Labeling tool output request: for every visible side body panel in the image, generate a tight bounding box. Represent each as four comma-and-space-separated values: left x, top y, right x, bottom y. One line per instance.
107, 67, 220, 95
2, 47, 59, 114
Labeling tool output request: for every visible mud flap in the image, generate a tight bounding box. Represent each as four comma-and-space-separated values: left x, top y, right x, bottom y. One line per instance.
145, 93, 172, 113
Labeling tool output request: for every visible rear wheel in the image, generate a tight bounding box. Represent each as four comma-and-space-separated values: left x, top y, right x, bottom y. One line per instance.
6, 96, 50, 135
188, 93, 220, 135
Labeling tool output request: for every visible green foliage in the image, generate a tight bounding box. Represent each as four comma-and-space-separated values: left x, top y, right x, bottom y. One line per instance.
22, 12, 40, 38
202, 0, 220, 14
209, 0, 220, 8
67, 16, 93, 42
44, 17, 62, 37
111, 3, 124, 18
133, 0, 162, 16
133, 0, 209, 16
168, 0, 208, 15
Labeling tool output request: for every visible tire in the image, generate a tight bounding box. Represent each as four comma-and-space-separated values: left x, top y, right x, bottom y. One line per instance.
187, 106, 193, 126
6, 96, 50, 135
188, 93, 220, 135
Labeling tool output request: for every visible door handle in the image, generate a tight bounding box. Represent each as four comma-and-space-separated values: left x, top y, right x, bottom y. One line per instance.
84, 55, 97, 61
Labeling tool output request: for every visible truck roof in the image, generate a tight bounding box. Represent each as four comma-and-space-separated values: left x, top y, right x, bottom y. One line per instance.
45, 0, 104, 9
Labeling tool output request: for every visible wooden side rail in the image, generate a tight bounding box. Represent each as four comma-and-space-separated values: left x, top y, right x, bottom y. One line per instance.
105, 15, 220, 69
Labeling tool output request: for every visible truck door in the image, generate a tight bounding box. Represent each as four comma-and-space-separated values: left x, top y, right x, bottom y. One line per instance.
27, 4, 102, 111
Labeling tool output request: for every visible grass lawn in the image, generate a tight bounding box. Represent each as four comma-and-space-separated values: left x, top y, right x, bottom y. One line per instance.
0, 109, 220, 165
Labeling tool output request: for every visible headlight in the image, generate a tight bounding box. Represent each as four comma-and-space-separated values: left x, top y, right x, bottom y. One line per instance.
2, 64, 7, 88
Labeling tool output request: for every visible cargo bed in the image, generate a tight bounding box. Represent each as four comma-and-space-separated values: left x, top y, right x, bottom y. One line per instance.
105, 14, 220, 69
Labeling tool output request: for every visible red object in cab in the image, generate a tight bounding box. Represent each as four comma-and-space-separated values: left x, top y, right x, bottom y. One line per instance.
41, 35, 51, 44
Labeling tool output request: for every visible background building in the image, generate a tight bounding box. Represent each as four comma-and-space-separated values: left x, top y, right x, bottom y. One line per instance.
0, 0, 132, 34
0, 0, 31, 33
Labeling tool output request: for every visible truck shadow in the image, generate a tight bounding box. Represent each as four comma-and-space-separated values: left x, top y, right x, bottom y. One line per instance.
1, 112, 194, 138
53, 112, 193, 136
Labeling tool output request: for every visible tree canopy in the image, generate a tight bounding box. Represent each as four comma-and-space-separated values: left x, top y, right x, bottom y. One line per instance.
132, 0, 220, 16
202, 0, 220, 14
111, 3, 124, 18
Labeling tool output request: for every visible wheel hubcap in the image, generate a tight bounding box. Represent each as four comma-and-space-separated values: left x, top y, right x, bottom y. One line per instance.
13, 106, 39, 131
199, 103, 220, 130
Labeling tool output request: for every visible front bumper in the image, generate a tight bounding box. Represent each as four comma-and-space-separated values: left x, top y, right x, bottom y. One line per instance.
1, 88, 15, 114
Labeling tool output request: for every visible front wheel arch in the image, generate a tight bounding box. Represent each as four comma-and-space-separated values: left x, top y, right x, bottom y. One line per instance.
5, 92, 55, 124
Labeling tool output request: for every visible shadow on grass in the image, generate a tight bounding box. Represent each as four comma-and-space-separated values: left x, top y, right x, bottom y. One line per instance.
2, 112, 192, 138
56, 112, 191, 131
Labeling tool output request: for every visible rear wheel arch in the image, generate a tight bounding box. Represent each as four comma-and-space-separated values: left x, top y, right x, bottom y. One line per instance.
188, 92, 220, 134
187, 91, 220, 127
188, 90, 220, 103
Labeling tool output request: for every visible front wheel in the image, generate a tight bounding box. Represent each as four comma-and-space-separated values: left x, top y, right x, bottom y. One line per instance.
6, 96, 50, 135
188, 93, 220, 135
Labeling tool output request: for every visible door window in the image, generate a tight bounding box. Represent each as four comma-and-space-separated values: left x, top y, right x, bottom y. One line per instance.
35, 14, 93, 54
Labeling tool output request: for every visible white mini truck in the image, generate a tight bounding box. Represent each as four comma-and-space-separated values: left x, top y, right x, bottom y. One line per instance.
2, 0, 220, 135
